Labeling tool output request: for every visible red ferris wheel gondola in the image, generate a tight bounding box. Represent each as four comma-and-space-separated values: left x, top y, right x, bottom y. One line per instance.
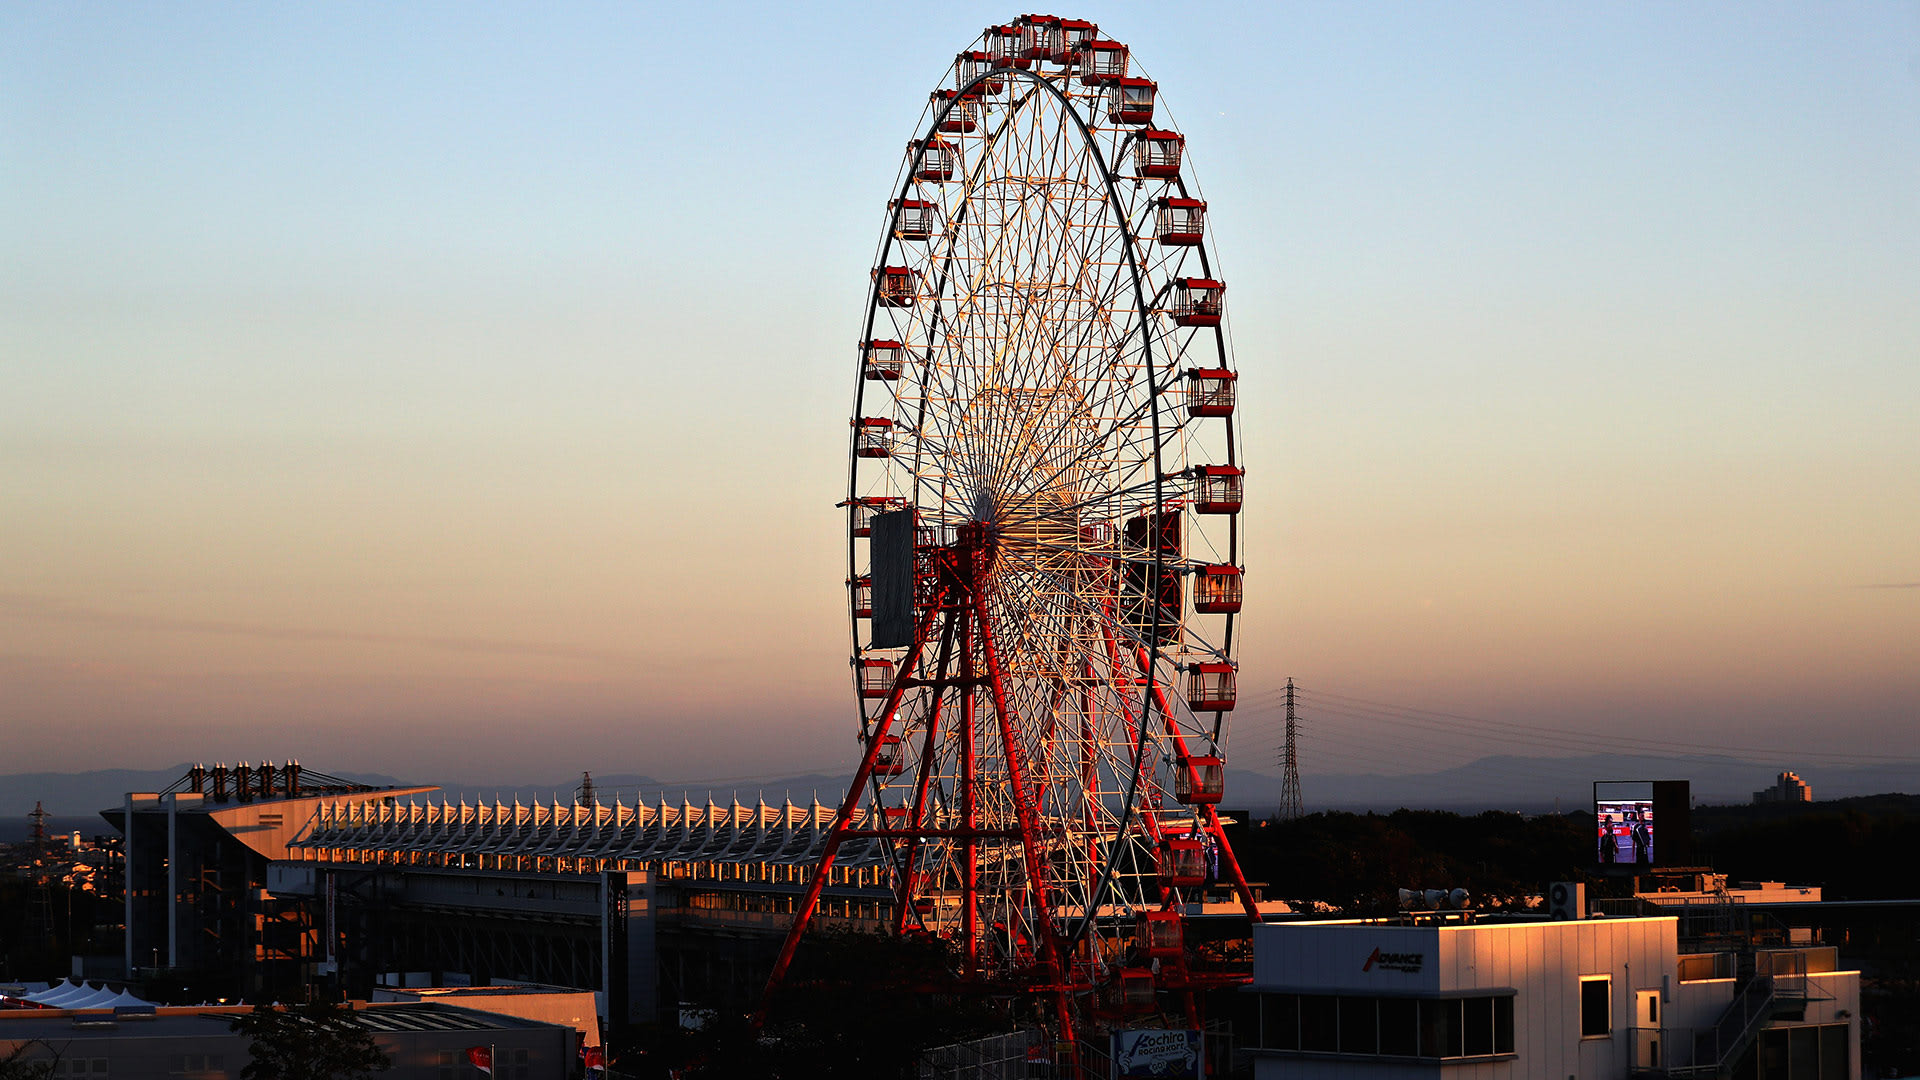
1134, 129, 1184, 180
1109, 77, 1157, 124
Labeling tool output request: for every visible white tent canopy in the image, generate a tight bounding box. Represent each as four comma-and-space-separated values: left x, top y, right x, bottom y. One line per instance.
28, 980, 92, 1006
22, 981, 151, 1010
63, 986, 123, 1010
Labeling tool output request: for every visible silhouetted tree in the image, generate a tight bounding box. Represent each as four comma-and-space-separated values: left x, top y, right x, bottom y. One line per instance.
0, 1043, 58, 1080
676, 929, 1013, 1079
228, 1002, 391, 1080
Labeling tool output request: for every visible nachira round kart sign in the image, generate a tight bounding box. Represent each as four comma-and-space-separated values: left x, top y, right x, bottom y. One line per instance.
1111, 1029, 1201, 1079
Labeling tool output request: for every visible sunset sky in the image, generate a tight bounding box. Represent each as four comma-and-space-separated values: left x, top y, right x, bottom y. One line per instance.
4, 3, 1916, 785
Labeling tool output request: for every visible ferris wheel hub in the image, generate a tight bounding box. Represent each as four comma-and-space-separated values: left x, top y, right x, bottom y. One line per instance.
967, 486, 999, 525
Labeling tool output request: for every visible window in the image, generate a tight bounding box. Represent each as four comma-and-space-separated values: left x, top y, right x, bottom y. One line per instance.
1261, 993, 1298, 1051
1420, 999, 1460, 1058
1379, 998, 1418, 1057
1819, 1023, 1849, 1079
1338, 996, 1377, 1054
1580, 976, 1611, 1038
1300, 995, 1337, 1052
1494, 995, 1515, 1056
1463, 996, 1494, 1057
1254, 992, 1514, 1060
1756, 1025, 1853, 1080
1790, 1025, 1821, 1078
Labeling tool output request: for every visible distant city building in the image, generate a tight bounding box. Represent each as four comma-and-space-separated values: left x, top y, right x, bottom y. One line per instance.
1754, 771, 1813, 805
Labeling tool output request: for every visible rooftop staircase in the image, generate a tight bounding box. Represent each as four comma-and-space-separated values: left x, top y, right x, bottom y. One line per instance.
1636, 956, 1809, 1078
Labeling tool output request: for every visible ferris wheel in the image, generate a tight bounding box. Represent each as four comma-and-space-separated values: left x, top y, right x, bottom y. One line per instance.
767, 16, 1257, 1039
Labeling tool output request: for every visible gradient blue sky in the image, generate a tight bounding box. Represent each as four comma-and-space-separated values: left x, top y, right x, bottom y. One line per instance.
3, 3, 1916, 784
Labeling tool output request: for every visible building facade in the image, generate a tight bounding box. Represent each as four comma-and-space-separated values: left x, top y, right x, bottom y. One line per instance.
1246, 915, 1857, 1079
110, 767, 437, 999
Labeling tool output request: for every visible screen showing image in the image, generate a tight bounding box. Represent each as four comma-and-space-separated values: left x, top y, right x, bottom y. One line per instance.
1595, 781, 1655, 866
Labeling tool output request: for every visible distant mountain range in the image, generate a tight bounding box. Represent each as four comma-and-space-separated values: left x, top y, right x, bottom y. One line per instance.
4, 755, 1917, 839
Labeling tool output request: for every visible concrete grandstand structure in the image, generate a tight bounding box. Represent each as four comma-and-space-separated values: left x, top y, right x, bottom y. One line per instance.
107, 764, 910, 1023
110, 764, 1258, 1027
287, 790, 897, 886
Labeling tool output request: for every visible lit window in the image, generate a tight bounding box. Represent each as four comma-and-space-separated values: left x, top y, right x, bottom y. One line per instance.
1581, 976, 1611, 1037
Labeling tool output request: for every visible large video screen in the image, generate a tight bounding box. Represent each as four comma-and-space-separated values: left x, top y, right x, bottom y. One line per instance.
1595, 781, 1655, 867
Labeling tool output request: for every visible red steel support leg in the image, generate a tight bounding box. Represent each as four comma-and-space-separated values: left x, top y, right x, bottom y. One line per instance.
1199, 802, 1262, 922
1135, 646, 1264, 925
1098, 614, 1171, 904
1080, 655, 1099, 954
756, 599, 944, 1022
959, 604, 979, 976
894, 613, 958, 934
973, 594, 1078, 1049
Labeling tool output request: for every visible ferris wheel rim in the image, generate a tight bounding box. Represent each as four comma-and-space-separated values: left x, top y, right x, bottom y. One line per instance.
835, 22, 1246, 978
846, 68, 1191, 952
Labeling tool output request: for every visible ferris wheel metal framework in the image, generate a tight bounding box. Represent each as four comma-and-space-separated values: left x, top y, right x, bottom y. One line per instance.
764, 16, 1257, 1043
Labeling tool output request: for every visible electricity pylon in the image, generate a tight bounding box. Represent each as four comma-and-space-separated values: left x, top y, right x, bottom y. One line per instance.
1279, 680, 1303, 820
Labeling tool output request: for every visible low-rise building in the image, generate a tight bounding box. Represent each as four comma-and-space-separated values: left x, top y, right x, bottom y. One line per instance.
1246, 913, 1857, 1078
370, 984, 599, 1050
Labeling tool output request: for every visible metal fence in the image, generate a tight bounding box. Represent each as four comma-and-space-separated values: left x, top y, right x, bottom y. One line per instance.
918, 1030, 1042, 1080
917, 1023, 1239, 1080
